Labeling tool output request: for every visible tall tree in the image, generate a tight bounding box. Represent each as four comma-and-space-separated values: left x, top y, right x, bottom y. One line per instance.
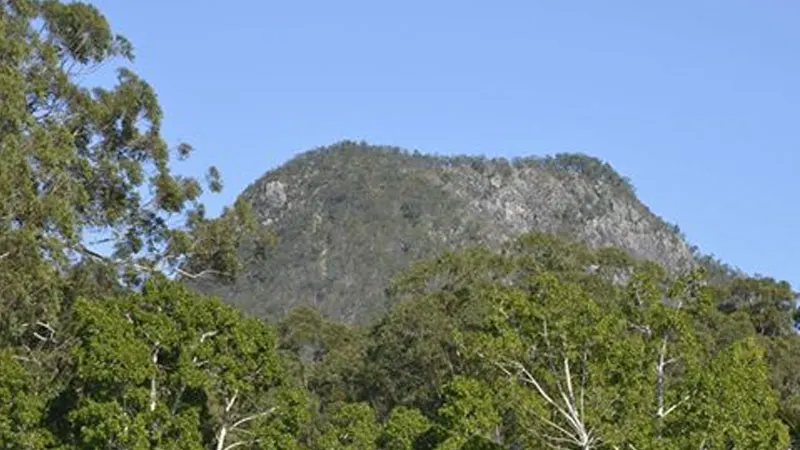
0, 350, 53, 449
0, 0, 268, 357
315, 402, 379, 450
369, 234, 791, 449
61, 281, 309, 449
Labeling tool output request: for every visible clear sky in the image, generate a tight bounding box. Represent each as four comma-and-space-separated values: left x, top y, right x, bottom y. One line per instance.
90, 0, 798, 288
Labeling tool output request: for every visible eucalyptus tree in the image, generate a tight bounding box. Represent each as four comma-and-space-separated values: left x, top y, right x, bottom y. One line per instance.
63, 281, 309, 449
0, 0, 269, 347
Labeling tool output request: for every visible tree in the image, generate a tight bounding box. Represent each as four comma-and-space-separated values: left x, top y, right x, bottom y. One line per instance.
372, 234, 791, 449
379, 406, 431, 450
61, 281, 309, 449
718, 277, 798, 337
277, 306, 366, 406
761, 336, 800, 447
316, 402, 379, 450
469, 269, 789, 449
0, 0, 269, 350
435, 376, 503, 449
0, 350, 52, 449
685, 337, 789, 449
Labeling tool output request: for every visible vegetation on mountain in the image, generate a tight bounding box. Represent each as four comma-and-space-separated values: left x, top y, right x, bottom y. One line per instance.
2, 1, 800, 449
191, 141, 723, 323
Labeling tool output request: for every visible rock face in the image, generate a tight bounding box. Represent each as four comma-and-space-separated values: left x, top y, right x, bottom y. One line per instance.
192, 141, 694, 323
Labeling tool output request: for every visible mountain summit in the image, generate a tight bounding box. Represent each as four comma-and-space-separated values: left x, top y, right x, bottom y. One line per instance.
192, 141, 695, 322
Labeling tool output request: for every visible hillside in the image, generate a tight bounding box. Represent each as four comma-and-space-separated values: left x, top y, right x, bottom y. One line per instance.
190, 141, 701, 322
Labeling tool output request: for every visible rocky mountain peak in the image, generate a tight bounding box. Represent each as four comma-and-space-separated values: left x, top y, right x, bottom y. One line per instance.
194, 141, 695, 322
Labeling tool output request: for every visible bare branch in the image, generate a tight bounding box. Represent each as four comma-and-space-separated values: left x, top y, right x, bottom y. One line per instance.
628, 322, 652, 338
215, 426, 228, 450
74, 242, 231, 282
170, 385, 186, 416
499, 358, 598, 449
660, 394, 691, 419
200, 330, 219, 343
11, 354, 41, 365
175, 267, 227, 280
580, 349, 588, 423
230, 407, 277, 430
654, 333, 690, 424
225, 390, 238, 413
655, 336, 668, 419
223, 440, 262, 450
35, 321, 56, 336
149, 343, 160, 412
169, 330, 217, 416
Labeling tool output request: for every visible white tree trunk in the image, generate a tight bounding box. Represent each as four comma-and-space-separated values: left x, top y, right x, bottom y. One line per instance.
214, 389, 276, 450
215, 425, 228, 450
498, 358, 598, 449
149, 343, 159, 412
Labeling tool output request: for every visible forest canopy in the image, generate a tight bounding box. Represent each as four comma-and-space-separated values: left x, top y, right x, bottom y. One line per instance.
1, 1, 799, 449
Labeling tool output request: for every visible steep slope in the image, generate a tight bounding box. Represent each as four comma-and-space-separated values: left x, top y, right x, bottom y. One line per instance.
191, 141, 695, 322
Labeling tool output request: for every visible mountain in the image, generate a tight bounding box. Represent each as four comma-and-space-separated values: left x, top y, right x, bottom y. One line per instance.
191, 141, 699, 323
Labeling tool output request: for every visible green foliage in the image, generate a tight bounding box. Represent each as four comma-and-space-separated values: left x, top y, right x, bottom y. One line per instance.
316, 402, 379, 450
380, 407, 431, 450
688, 337, 789, 448
436, 377, 502, 449
0, 351, 52, 449
61, 281, 308, 449
354, 234, 793, 448
360, 292, 467, 416
277, 306, 366, 406
0, 6, 275, 448
718, 276, 798, 336
539, 152, 637, 197
0, 0, 269, 350
762, 336, 800, 445
1, 2, 798, 449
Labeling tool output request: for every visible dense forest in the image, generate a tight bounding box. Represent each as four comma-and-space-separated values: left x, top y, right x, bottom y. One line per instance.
2, 2, 800, 449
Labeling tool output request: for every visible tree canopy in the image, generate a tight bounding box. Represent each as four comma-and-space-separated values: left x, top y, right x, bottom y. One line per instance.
2, 1, 800, 449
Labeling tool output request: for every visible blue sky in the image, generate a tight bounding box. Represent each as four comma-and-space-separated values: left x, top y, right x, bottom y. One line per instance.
91, 0, 798, 288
